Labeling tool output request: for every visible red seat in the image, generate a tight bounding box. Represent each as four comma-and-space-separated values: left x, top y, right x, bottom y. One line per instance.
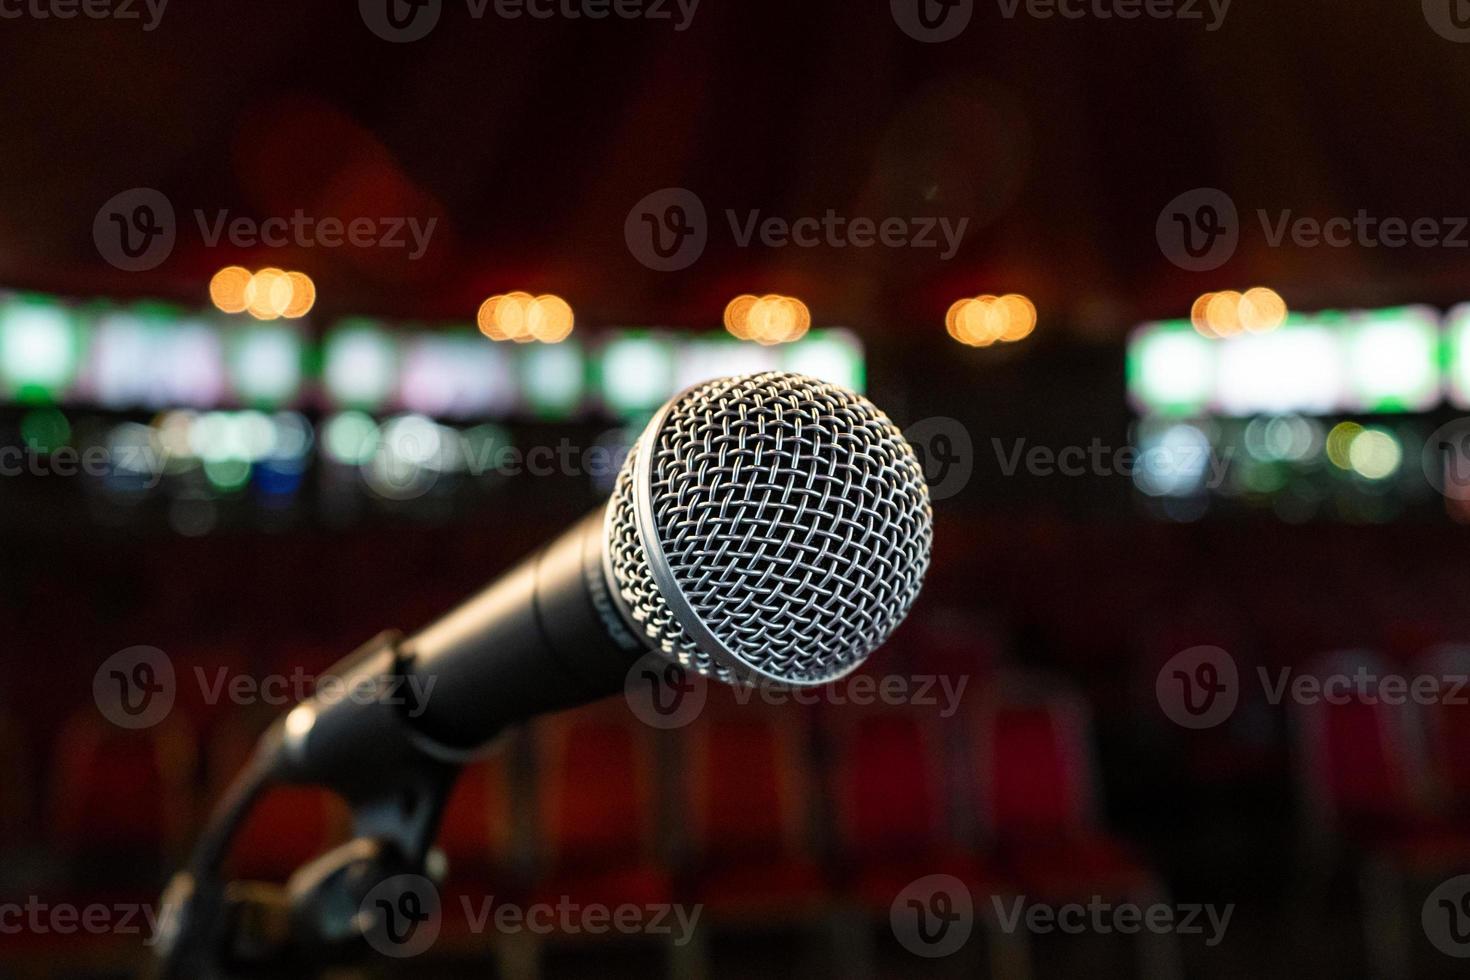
682, 706, 827, 917
832, 709, 995, 908
225, 785, 347, 882
1292, 650, 1428, 847
1414, 645, 1470, 822
209, 722, 347, 882
974, 679, 1156, 902
438, 755, 515, 880
49, 712, 195, 877
530, 705, 673, 920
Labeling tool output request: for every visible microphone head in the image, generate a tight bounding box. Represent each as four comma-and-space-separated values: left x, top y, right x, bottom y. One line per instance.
604, 372, 932, 687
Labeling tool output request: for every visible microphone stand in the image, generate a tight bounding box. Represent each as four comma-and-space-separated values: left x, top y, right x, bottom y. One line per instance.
152, 631, 465, 979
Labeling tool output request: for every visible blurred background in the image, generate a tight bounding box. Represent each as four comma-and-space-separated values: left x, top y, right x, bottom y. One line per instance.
6, 2, 1470, 978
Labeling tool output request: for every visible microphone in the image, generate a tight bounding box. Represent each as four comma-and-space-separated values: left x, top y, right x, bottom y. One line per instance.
274, 371, 933, 785
156, 372, 932, 975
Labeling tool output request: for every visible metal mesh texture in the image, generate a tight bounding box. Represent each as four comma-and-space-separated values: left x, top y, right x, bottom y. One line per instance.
605, 372, 932, 686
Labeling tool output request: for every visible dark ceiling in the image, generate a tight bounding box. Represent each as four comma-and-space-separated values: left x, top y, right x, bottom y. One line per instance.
3, 1, 1469, 340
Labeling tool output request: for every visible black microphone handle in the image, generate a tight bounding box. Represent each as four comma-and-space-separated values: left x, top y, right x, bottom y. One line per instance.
400, 506, 648, 751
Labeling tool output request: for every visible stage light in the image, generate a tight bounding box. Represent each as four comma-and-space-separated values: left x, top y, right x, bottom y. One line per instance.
0, 296, 80, 401
282, 272, 316, 319
724, 294, 810, 345
323, 411, 380, 466
1326, 421, 1363, 469
783, 329, 866, 392
1345, 306, 1440, 412
323, 322, 399, 410
519, 340, 585, 419
602, 333, 675, 416
947, 294, 1037, 347
1204, 291, 1244, 337
244, 268, 292, 321
1192, 288, 1287, 339
1347, 427, 1401, 480
724, 295, 759, 340
209, 267, 252, 314
1191, 293, 1217, 338
997, 294, 1038, 342
1240, 287, 1287, 333
528, 294, 574, 343
479, 292, 568, 343
1127, 323, 1214, 416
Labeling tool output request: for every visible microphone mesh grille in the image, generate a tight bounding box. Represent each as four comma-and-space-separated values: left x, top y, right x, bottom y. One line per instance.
607, 372, 932, 686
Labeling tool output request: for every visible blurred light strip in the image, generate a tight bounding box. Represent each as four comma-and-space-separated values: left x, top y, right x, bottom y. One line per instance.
1130, 305, 1446, 417
0, 288, 866, 420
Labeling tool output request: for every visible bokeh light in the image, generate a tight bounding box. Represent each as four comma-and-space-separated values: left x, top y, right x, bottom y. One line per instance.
213, 267, 315, 320
724, 295, 810, 345
209, 266, 252, 314
1192, 288, 1287, 338
946, 294, 1037, 347
479, 293, 572, 344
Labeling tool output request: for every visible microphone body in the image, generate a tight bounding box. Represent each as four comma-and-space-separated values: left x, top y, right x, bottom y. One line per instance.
401, 507, 643, 749
275, 507, 644, 788
271, 371, 933, 791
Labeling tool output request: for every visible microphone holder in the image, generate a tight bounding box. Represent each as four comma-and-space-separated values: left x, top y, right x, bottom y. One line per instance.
153, 631, 465, 979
